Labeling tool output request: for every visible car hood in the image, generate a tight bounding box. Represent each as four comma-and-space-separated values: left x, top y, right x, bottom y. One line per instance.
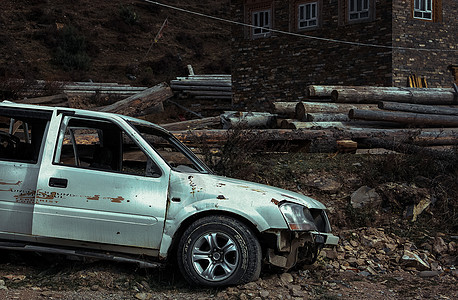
174, 172, 327, 210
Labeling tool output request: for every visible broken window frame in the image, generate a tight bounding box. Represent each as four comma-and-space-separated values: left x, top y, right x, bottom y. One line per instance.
53, 116, 164, 178
0, 108, 51, 164
252, 9, 272, 38
127, 120, 212, 175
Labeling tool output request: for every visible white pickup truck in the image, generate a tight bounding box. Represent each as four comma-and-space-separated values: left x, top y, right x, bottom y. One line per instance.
0, 101, 338, 286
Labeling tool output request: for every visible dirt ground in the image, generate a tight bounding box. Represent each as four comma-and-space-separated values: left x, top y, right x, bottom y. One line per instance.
0, 251, 456, 300
0, 153, 457, 300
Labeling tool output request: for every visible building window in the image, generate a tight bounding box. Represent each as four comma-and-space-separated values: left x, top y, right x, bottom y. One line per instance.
412, 0, 442, 22
414, 0, 432, 20
252, 9, 271, 37
349, 0, 370, 20
339, 0, 374, 25
298, 2, 318, 29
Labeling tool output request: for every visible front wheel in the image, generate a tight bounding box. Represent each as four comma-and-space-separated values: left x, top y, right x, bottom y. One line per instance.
177, 215, 262, 287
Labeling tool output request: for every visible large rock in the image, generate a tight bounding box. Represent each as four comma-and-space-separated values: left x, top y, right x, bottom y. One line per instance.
350, 186, 381, 208
433, 237, 448, 255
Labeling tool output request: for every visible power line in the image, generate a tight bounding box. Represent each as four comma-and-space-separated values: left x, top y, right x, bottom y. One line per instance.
142, 0, 457, 52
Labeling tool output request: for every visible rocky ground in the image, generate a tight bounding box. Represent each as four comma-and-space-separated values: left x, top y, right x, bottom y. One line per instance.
1, 152, 457, 300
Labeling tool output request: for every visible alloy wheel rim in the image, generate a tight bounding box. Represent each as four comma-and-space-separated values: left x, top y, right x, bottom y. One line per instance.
191, 231, 240, 282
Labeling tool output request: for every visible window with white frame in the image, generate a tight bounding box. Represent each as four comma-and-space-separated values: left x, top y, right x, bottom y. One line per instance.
413, 0, 433, 20
252, 9, 271, 37
298, 2, 318, 29
349, 0, 369, 20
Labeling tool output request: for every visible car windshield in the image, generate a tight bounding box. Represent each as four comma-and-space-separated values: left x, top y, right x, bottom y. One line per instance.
128, 120, 212, 174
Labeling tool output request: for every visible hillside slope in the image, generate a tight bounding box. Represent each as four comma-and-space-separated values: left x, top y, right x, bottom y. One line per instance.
0, 0, 231, 87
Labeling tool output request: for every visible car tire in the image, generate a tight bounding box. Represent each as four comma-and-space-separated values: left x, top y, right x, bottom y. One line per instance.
177, 215, 262, 287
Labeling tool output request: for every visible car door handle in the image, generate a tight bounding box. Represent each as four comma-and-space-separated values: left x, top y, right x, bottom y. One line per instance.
49, 177, 68, 188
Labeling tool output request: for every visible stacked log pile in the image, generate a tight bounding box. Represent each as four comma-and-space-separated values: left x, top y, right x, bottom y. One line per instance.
170, 74, 232, 100
267, 85, 458, 154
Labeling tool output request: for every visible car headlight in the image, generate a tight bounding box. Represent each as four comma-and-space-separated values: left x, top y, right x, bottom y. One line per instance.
279, 202, 318, 231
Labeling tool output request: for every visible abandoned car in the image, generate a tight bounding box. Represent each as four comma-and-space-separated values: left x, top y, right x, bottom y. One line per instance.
0, 101, 338, 286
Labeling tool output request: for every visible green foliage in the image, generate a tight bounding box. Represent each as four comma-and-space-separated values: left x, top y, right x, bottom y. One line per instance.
52, 25, 90, 71
119, 5, 139, 25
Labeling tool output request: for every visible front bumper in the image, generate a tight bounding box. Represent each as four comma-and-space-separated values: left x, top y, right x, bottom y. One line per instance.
264, 230, 339, 269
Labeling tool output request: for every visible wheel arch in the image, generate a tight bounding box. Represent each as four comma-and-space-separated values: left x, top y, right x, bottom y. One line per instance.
165, 210, 264, 264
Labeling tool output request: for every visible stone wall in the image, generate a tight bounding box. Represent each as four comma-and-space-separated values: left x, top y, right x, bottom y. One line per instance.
231, 0, 393, 107
391, 0, 458, 88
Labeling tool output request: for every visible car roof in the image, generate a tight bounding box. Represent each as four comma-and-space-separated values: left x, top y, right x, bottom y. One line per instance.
0, 101, 168, 133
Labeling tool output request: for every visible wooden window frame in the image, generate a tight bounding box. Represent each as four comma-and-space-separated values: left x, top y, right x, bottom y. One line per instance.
339, 0, 375, 25
296, 1, 320, 30
411, 0, 442, 22
348, 0, 370, 21
244, 0, 274, 39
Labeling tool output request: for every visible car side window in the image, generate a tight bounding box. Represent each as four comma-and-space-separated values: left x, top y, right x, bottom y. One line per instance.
0, 114, 47, 164
55, 116, 161, 177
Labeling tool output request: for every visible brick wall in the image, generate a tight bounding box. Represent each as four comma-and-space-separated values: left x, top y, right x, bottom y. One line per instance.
391, 0, 458, 87
231, 0, 393, 107
231, 0, 457, 107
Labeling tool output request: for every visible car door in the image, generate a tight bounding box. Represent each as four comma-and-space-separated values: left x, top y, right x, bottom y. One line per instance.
0, 106, 51, 236
32, 114, 169, 249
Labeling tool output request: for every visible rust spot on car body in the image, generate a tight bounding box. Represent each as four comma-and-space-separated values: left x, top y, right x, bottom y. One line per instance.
271, 198, 280, 205
110, 196, 125, 203
14, 190, 36, 203
0, 180, 22, 185
36, 190, 57, 200
87, 195, 100, 201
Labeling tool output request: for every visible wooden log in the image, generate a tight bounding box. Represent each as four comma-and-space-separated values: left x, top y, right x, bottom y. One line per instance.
184, 90, 232, 96
170, 84, 232, 92
332, 88, 457, 104
356, 148, 400, 155
378, 101, 458, 116
307, 85, 454, 98
220, 111, 277, 129
270, 102, 299, 118
411, 130, 458, 146
307, 85, 338, 98
306, 113, 350, 122
194, 95, 232, 100
170, 80, 231, 87
359, 137, 455, 160
171, 128, 458, 146
349, 109, 458, 127
15, 93, 68, 105
295, 102, 379, 116
175, 75, 231, 81
284, 120, 403, 130
160, 116, 220, 131
337, 139, 358, 153
97, 82, 172, 116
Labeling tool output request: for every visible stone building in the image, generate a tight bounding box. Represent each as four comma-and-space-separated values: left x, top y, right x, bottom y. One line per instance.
231, 0, 457, 107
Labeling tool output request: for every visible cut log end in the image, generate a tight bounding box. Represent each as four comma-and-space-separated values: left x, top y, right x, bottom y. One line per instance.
295, 102, 306, 120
